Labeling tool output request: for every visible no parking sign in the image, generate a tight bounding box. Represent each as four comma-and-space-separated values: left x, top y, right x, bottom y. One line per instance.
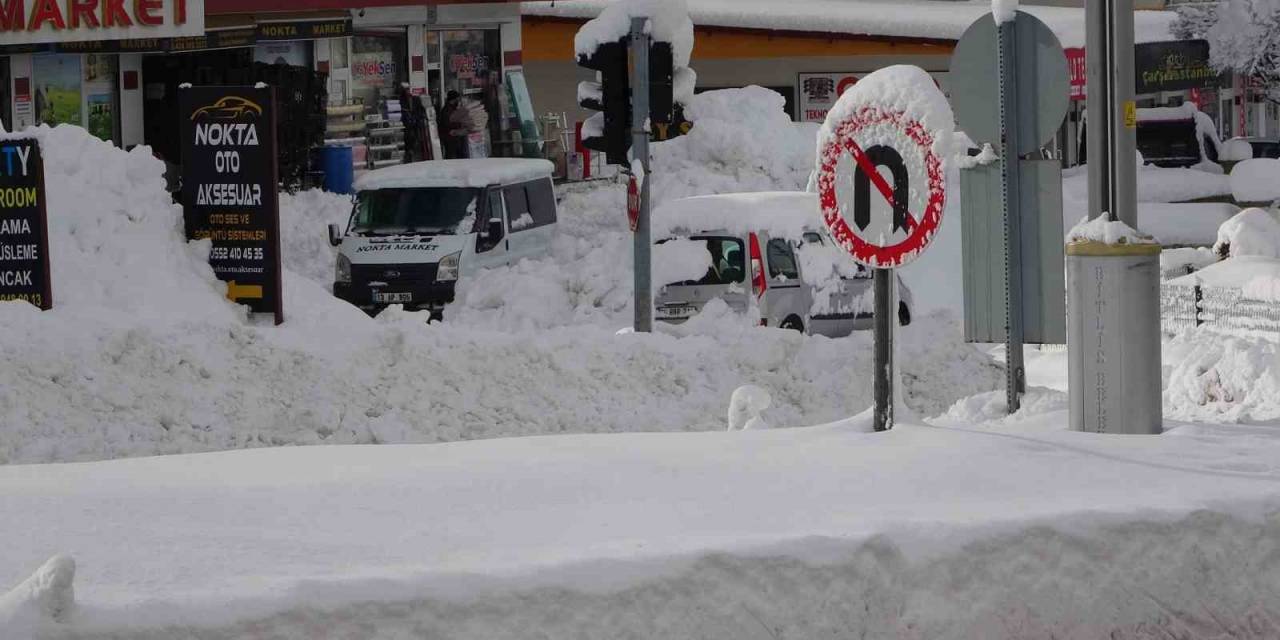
814, 65, 955, 432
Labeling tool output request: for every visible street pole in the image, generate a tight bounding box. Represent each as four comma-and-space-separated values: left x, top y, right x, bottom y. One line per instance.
873, 268, 894, 432
997, 16, 1026, 414
630, 18, 653, 333
1086, 0, 1136, 227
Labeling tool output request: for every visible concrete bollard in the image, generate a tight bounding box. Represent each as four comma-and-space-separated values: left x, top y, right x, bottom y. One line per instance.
1066, 241, 1162, 434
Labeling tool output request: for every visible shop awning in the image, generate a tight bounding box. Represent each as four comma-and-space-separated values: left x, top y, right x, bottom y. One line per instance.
206, 0, 522, 16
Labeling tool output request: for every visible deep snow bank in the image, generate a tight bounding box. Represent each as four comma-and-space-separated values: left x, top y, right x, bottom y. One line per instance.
3, 418, 1280, 638
0, 124, 999, 464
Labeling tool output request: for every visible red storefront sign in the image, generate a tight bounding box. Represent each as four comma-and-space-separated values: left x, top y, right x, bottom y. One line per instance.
1066, 47, 1086, 101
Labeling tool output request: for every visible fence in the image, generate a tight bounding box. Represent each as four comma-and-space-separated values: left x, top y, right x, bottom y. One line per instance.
1160, 283, 1280, 338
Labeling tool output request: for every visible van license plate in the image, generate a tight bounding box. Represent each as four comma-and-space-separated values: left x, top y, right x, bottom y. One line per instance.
374, 292, 412, 303
657, 304, 695, 318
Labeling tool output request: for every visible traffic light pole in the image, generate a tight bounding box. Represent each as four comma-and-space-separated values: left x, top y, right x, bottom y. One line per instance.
631, 18, 653, 333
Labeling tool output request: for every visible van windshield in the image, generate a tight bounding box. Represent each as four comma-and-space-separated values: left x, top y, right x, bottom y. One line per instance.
659, 236, 745, 285
353, 187, 480, 235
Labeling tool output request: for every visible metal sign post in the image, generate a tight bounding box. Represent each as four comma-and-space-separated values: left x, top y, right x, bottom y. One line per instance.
630, 17, 653, 333
872, 269, 894, 431
951, 11, 1069, 413
997, 17, 1027, 412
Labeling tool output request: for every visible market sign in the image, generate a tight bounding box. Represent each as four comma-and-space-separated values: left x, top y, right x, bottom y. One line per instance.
0, 138, 52, 310
0, 0, 204, 45
1135, 40, 1217, 94
256, 18, 350, 41
180, 85, 283, 324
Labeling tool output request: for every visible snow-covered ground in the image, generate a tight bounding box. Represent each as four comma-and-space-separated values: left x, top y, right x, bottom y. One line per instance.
4, 87, 1280, 637
3, 410, 1279, 638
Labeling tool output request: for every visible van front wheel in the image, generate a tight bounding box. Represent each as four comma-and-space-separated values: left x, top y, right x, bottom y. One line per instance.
780, 315, 804, 333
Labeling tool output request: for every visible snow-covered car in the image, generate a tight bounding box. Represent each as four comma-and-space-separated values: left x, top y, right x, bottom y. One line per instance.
329, 158, 558, 317
651, 192, 913, 336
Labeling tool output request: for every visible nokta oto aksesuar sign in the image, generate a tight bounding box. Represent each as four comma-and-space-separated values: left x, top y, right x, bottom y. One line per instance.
817, 105, 947, 269
0, 0, 203, 45
180, 85, 283, 324
0, 138, 52, 310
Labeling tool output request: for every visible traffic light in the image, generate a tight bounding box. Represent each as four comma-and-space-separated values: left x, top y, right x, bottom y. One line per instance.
577, 39, 631, 166
648, 41, 694, 142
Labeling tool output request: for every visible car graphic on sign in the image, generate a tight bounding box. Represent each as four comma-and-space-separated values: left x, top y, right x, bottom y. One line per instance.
190, 96, 263, 120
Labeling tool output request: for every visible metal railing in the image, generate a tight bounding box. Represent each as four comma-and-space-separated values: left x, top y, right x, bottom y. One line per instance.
1160, 283, 1280, 338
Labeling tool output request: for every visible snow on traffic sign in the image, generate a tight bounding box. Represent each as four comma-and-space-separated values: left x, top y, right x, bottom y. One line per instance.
816, 66, 953, 269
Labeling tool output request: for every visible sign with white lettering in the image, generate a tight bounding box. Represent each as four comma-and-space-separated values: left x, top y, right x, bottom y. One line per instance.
180, 85, 282, 324
0, 138, 52, 309
0, 0, 203, 46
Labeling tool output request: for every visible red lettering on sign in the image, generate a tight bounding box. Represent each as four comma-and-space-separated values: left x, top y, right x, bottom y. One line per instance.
134, 0, 160, 24
102, 0, 131, 27
174, 0, 184, 24
69, 0, 99, 28
28, 0, 66, 30
0, 0, 24, 31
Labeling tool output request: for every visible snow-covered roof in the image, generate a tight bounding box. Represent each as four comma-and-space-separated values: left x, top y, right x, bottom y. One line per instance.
1167, 256, 1280, 289
523, 0, 1178, 48
653, 191, 819, 238
354, 159, 555, 191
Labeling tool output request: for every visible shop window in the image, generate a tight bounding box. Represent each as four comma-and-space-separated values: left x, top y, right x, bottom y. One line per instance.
352, 33, 408, 110
32, 54, 82, 128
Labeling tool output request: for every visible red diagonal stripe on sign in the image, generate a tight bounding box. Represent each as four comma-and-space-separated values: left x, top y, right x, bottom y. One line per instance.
847, 139, 918, 230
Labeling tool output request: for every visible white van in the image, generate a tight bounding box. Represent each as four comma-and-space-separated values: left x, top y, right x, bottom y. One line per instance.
329, 158, 557, 316
652, 192, 913, 336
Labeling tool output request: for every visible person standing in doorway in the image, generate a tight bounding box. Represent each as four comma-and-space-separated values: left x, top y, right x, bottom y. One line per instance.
438, 91, 469, 159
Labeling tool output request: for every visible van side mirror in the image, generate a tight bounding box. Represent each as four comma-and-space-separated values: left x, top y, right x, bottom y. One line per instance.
327, 223, 342, 247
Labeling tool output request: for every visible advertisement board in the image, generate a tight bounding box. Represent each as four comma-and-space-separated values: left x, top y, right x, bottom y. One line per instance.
0, 0, 204, 45
797, 72, 861, 123
179, 85, 283, 324
0, 138, 52, 309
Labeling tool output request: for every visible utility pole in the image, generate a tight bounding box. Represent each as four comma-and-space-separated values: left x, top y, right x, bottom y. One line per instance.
1086, 0, 1137, 227
997, 14, 1026, 413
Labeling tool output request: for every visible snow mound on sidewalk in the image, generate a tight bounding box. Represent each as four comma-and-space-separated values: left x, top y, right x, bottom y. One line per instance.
651, 86, 817, 198
1213, 207, 1280, 259
0, 555, 75, 636
1165, 329, 1280, 423
4, 125, 236, 324
1230, 158, 1280, 203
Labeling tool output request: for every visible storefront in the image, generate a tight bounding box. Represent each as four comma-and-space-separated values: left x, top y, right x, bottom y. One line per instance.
1, 0, 205, 137
331, 3, 537, 160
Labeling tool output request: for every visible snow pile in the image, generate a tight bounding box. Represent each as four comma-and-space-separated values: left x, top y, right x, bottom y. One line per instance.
353, 158, 554, 190
1230, 158, 1280, 203
992, 0, 1017, 24
726, 384, 771, 430
1165, 330, 1280, 422
279, 189, 351, 286
651, 237, 713, 286
1066, 213, 1156, 245
3, 413, 1280, 638
574, 0, 694, 66
1062, 164, 1231, 204
0, 126, 236, 324
1213, 207, 1280, 259
652, 86, 817, 198
652, 190, 817, 238
1221, 137, 1255, 162
1160, 246, 1217, 278
0, 555, 74, 636
1243, 275, 1280, 302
